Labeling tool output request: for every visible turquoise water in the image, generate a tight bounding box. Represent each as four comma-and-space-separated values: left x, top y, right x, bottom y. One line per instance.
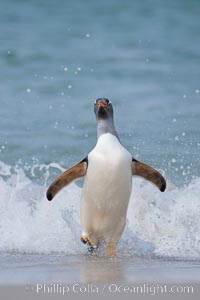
0, 0, 199, 184
0, 0, 200, 258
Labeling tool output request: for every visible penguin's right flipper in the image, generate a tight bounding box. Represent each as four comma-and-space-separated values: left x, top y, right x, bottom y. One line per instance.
46, 158, 88, 201
132, 158, 166, 192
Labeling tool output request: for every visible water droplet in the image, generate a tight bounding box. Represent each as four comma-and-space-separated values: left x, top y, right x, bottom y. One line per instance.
182, 132, 186, 136
68, 85, 72, 89
175, 136, 179, 141
77, 67, 81, 71
172, 158, 176, 163
173, 118, 176, 123
64, 67, 68, 72
26, 88, 31, 93
86, 33, 90, 38
195, 89, 200, 94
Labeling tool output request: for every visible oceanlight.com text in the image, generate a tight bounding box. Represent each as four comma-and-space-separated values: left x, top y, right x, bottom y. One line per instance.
26, 283, 194, 296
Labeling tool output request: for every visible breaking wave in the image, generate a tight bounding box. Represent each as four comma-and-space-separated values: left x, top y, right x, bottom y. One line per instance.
0, 160, 200, 260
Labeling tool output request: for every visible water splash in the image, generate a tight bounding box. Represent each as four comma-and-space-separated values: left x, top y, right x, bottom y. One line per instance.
0, 161, 199, 259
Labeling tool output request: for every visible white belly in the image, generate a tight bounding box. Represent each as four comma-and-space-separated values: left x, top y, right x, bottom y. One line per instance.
80, 133, 132, 244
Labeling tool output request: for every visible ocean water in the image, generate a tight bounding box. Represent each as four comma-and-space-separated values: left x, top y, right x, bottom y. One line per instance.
0, 0, 200, 261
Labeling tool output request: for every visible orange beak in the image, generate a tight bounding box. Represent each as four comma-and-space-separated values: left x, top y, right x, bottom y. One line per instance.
96, 100, 109, 107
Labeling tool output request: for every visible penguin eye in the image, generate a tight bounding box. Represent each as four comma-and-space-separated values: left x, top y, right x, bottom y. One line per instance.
105, 99, 109, 104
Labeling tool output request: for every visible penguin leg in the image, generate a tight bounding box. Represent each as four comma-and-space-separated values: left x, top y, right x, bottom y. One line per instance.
105, 244, 116, 257
132, 158, 166, 192
105, 219, 126, 257
81, 235, 98, 255
80, 235, 93, 247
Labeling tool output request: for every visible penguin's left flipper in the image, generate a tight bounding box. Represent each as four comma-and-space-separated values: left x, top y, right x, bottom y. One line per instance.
46, 157, 88, 201
132, 158, 166, 192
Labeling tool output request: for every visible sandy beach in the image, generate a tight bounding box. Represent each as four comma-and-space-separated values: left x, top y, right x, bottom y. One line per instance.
1, 254, 200, 299
1, 253, 200, 285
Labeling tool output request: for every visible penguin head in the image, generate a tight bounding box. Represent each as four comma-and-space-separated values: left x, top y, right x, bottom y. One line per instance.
94, 98, 113, 120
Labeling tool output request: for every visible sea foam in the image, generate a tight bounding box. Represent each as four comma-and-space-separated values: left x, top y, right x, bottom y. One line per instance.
0, 161, 200, 259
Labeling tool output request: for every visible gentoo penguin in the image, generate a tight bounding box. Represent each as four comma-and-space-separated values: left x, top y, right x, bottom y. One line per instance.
46, 98, 166, 256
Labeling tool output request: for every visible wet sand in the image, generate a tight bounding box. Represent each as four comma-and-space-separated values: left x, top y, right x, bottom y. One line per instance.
1, 254, 200, 299
0, 254, 200, 285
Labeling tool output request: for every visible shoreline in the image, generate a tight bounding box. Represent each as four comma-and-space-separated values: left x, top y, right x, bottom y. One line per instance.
0, 254, 200, 285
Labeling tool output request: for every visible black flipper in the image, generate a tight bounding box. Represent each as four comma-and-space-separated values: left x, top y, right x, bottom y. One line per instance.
132, 158, 166, 192
46, 158, 88, 201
